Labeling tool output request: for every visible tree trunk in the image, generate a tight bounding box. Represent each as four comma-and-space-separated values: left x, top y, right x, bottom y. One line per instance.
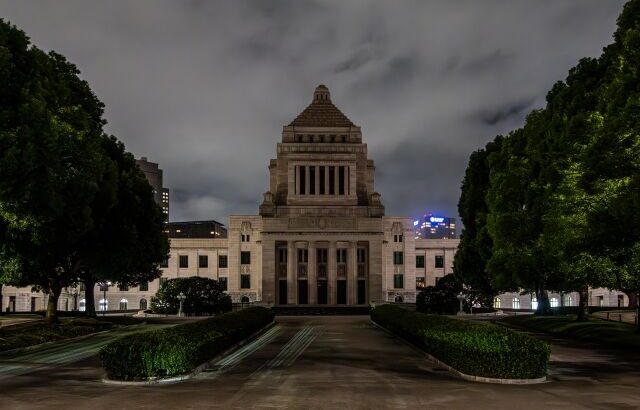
576, 285, 589, 322
45, 280, 62, 325
535, 288, 551, 315
627, 291, 638, 309
84, 277, 96, 317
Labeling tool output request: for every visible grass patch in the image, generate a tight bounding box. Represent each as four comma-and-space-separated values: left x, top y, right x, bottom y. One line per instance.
499, 315, 640, 350
100, 307, 274, 381
0, 317, 116, 352
372, 305, 549, 379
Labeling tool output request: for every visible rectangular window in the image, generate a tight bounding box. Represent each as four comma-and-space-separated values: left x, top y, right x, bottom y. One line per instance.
297, 248, 308, 263
241, 274, 251, 289
219, 277, 228, 291
338, 166, 345, 195
399, 234, 403, 242
199, 255, 208, 268
357, 248, 366, 264
317, 248, 328, 278
337, 248, 347, 263
319, 166, 325, 194
416, 277, 426, 289
300, 166, 306, 195
310, 166, 316, 195
179, 255, 188, 268
218, 255, 228, 268
241, 251, 251, 265
329, 166, 335, 195
118, 284, 128, 291
139, 282, 148, 292
435, 255, 444, 268
160, 257, 169, 268
416, 255, 425, 268
297, 249, 308, 277
278, 248, 288, 263
393, 251, 404, 265
394, 274, 404, 289
159, 277, 168, 287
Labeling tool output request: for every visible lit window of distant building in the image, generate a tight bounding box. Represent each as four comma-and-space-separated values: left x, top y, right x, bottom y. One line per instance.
512, 297, 520, 309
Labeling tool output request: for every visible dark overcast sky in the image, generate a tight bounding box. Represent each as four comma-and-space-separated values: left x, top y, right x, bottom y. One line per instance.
0, 1, 627, 225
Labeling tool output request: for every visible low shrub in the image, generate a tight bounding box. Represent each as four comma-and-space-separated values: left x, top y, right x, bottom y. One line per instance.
100, 307, 274, 380
371, 304, 549, 379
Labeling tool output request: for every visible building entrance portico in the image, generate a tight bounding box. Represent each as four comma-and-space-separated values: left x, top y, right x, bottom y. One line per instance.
271, 238, 370, 306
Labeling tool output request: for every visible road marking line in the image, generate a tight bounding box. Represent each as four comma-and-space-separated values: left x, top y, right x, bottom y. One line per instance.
267, 326, 313, 368
213, 325, 282, 371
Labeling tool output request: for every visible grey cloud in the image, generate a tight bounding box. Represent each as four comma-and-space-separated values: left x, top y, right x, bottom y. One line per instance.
0, 0, 626, 225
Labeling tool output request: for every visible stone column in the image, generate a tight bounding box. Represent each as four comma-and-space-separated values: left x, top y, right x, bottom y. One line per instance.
308, 241, 317, 304
368, 239, 383, 303
287, 241, 295, 304
304, 165, 310, 196
325, 166, 330, 195
261, 238, 275, 306
328, 241, 337, 305
348, 241, 358, 304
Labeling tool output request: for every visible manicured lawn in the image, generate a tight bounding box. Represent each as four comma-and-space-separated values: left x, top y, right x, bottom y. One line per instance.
0, 316, 137, 352
499, 315, 640, 350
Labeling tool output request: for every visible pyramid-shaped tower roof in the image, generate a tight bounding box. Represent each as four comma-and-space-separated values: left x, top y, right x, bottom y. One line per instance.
288, 85, 355, 127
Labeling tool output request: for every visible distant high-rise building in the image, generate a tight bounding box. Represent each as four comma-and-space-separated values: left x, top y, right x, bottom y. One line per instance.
414, 212, 456, 239
136, 156, 170, 219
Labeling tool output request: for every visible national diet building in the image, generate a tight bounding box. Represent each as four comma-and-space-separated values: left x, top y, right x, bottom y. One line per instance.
217, 85, 458, 306
1, 85, 459, 312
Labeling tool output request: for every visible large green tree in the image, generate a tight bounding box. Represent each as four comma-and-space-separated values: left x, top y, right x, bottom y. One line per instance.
454, 136, 503, 306
0, 20, 169, 322
461, 1, 640, 322
77, 135, 169, 316
0, 20, 108, 324
151, 277, 232, 316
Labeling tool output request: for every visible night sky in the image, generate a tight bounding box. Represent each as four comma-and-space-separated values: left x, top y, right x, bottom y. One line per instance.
0, 1, 626, 226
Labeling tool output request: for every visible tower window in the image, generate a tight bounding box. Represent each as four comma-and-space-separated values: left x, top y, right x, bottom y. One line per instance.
299, 166, 306, 195
319, 166, 325, 194
329, 166, 335, 195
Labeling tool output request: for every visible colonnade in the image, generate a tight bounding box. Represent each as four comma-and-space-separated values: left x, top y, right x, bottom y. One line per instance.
277, 240, 367, 305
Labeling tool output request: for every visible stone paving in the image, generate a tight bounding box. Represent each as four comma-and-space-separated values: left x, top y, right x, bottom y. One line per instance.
0, 316, 639, 409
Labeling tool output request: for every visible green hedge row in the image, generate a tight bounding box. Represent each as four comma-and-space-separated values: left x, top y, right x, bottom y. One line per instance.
371, 304, 549, 379
100, 307, 274, 380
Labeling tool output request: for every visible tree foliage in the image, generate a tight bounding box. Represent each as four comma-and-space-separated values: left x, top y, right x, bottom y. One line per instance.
150, 277, 232, 316
0, 19, 168, 322
456, 1, 640, 323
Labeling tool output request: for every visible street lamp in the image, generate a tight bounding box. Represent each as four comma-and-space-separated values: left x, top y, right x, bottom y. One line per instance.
177, 292, 186, 317
456, 292, 465, 316
100, 281, 111, 316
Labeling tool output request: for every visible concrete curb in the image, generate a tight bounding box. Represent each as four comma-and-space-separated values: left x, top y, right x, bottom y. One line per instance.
102, 320, 277, 386
0, 322, 148, 357
370, 320, 547, 385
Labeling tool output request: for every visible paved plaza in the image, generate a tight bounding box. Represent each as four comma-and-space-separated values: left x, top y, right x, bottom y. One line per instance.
0, 316, 639, 409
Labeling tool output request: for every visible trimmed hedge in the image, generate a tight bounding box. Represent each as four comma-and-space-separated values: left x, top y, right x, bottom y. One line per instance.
100, 307, 274, 380
371, 304, 549, 379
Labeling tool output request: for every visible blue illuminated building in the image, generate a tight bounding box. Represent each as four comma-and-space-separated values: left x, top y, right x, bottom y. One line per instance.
414, 212, 457, 239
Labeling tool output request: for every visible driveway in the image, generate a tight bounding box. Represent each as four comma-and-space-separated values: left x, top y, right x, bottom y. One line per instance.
0, 316, 639, 409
